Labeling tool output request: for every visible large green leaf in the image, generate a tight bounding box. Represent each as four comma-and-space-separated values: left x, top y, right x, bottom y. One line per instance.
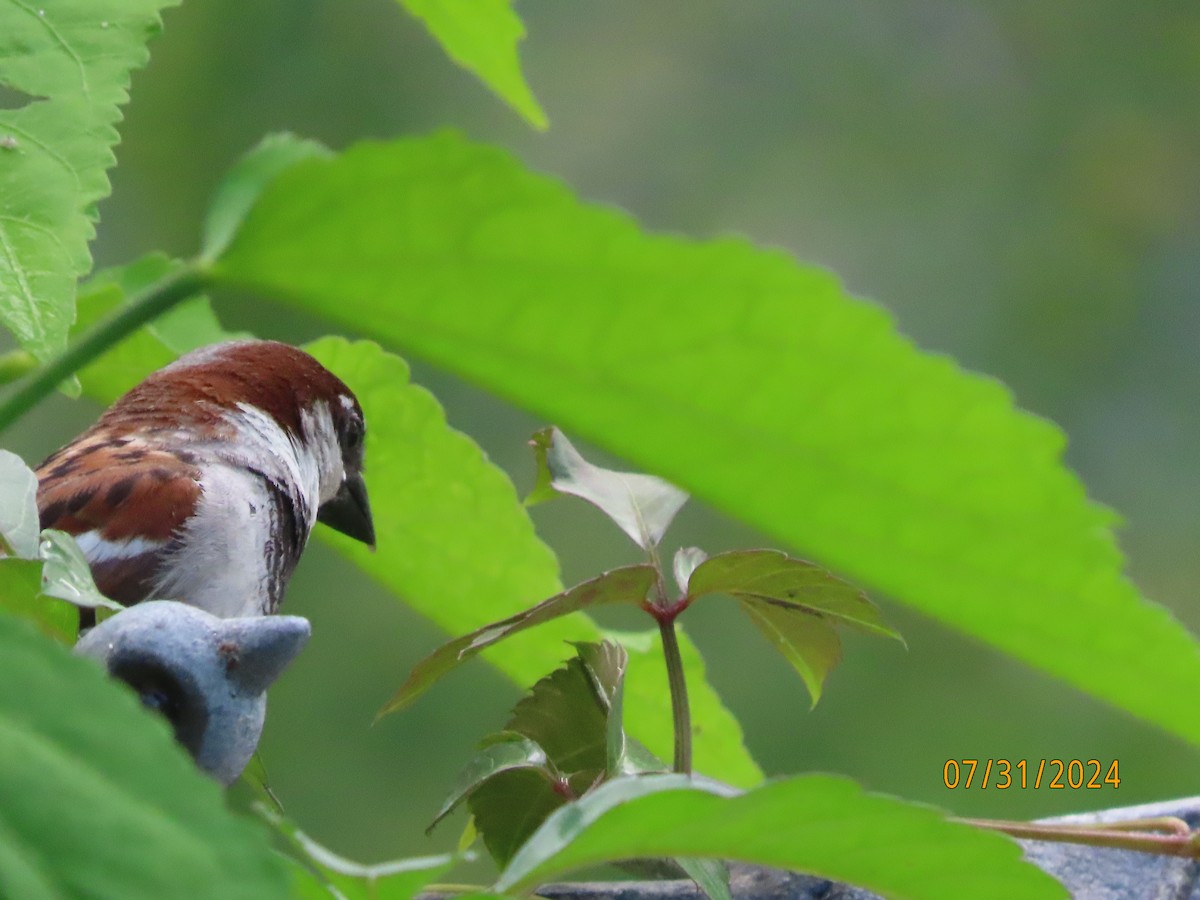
212, 133, 1200, 746
0, 0, 179, 360
306, 337, 761, 786
494, 775, 1065, 900
0, 611, 288, 898
395, 0, 546, 129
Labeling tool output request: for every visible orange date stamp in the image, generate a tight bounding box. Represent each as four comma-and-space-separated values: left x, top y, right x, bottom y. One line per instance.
942, 759, 1120, 790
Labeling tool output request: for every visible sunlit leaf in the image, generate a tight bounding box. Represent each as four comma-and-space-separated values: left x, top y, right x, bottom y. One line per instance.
0, 450, 39, 558
429, 734, 554, 835
494, 775, 1066, 899
0, 0, 180, 359
212, 132, 1200, 747
202, 134, 332, 262
395, 0, 546, 129
529, 427, 688, 549
380, 565, 654, 717
0, 612, 289, 897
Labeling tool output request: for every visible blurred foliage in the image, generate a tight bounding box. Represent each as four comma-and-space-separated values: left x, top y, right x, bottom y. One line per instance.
4, 0, 1198, 872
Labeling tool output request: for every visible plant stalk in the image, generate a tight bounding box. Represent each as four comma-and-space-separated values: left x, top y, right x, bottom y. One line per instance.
0, 263, 209, 433
959, 816, 1200, 858
657, 615, 692, 774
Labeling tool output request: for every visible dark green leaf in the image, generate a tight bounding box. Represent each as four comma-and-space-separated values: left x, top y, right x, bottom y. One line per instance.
378, 564, 655, 717
738, 597, 842, 705
686, 549, 900, 703
688, 550, 898, 639
429, 735, 554, 835
529, 427, 688, 549
0, 0, 180, 360
574, 640, 629, 776
469, 644, 625, 866
0, 450, 39, 558
0, 612, 289, 897
212, 132, 1200, 747
494, 775, 1065, 899
395, 0, 546, 129
469, 768, 567, 870
202, 134, 332, 262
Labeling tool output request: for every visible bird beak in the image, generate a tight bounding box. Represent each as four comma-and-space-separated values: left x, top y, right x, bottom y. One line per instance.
317, 472, 375, 548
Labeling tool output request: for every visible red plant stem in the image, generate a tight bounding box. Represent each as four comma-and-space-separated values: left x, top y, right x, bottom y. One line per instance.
960, 816, 1200, 857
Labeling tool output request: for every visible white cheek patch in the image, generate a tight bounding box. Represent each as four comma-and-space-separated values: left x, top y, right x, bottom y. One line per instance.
72, 532, 165, 564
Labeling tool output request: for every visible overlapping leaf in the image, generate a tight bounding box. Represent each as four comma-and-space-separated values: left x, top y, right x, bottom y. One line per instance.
210, 132, 1200, 747
494, 775, 1066, 899
0, 612, 289, 897
0, 0, 180, 359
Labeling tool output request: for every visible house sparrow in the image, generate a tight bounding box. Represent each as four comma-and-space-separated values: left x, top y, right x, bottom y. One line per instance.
36, 340, 374, 621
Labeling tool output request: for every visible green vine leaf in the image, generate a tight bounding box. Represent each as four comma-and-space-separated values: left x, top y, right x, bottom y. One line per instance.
685, 549, 899, 704
429, 734, 555, 837
0, 612, 290, 897
494, 775, 1066, 899
210, 131, 1200, 748
379, 565, 655, 717
395, 0, 546, 130
529, 426, 689, 549
0, 0, 179, 360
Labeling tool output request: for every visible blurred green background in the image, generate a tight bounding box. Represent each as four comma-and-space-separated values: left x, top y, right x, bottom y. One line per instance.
8, 0, 1200, 872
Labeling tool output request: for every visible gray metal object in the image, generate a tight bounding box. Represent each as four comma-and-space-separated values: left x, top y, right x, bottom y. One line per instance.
74, 600, 310, 786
